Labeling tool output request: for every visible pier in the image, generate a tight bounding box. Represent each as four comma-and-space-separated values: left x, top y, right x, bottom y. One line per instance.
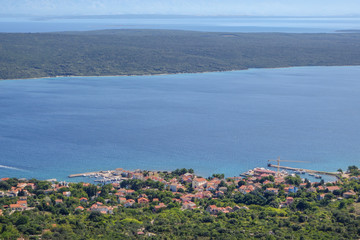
68, 171, 107, 178
68, 169, 131, 183
267, 164, 340, 177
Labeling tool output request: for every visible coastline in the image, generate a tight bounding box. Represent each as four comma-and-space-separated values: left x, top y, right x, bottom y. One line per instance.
2, 64, 360, 82
67, 165, 341, 184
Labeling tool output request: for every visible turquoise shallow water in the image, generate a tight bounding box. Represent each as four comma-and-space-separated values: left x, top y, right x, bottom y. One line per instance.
0, 66, 360, 181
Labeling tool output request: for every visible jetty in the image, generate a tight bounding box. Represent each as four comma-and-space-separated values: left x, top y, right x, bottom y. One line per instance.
68, 168, 144, 183
68, 171, 106, 178
267, 164, 340, 177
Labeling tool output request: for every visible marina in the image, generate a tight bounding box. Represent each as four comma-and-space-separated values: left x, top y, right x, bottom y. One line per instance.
70, 163, 340, 184
68, 168, 171, 184
69, 170, 127, 183
267, 164, 340, 177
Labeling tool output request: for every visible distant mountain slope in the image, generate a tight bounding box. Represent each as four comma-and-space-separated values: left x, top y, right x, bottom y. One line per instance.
1, 29, 360, 80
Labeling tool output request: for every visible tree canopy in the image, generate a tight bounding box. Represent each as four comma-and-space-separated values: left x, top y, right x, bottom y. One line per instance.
1, 30, 360, 80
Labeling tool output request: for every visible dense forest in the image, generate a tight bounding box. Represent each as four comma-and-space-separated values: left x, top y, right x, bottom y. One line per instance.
1, 30, 360, 80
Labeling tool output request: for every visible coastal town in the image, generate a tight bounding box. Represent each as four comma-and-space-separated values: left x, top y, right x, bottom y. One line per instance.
1, 166, 358, 216
1, 165, 360, 239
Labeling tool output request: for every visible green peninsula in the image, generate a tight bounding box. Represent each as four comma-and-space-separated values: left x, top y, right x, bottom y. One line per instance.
1, 30, 360, 80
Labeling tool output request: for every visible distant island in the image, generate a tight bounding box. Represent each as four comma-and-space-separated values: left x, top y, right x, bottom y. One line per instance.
336, 29, 360, 33
1, 29, 360, 80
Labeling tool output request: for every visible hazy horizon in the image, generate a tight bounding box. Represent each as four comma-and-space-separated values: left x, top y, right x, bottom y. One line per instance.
1, 0, 360, 18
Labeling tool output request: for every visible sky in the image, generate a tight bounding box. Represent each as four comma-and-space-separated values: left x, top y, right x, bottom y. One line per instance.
1, 0, 360, 17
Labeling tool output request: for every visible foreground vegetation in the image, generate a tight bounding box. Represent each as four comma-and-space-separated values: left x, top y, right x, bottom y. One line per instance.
1, 30, 360, 80
1, 166, 360, 239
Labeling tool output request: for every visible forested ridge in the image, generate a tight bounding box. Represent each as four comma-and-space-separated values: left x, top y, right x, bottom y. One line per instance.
1, 29, 360, 80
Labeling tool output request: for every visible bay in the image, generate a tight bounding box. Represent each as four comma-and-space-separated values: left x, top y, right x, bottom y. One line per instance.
0, 66, 360, 181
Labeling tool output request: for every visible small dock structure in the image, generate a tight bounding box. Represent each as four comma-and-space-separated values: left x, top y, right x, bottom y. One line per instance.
68, 171, 102, 178
267, 164, 340, 177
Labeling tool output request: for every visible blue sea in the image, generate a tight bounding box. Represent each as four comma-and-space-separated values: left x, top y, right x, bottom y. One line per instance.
1, 66, 360, 181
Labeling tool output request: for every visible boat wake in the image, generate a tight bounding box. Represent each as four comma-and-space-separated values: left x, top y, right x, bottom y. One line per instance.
0, 164, 28, 172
